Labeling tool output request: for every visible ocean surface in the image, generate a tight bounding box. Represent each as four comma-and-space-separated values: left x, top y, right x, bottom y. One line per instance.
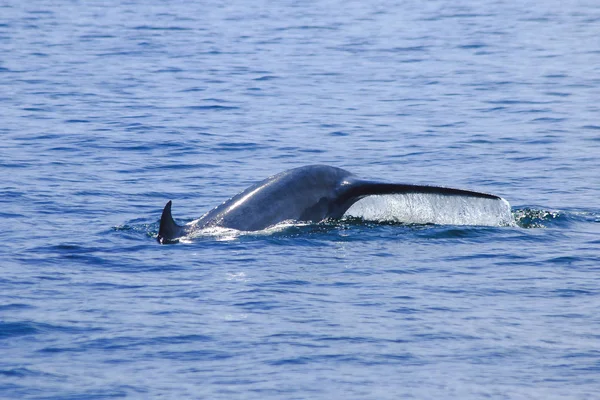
2, 0, 600, 398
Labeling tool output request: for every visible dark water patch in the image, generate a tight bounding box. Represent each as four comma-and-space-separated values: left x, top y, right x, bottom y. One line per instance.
185, 105, 240, 111
274, 25, 338, 31
153, 349, 233, 361
233, 301, 282, 311
0, 211, 25, 218
0, 303, 34, 312
179, 86, 205, 92
271, 280, 311, 286
507, 155, 551, 162
213, 142, 267, 151
432, 121, 467, 128
544, 256, 581, 266
45, 244, 102, 255
0, 367, 57, 378
253, 75, 279, 81
155, 67, 183, 73
0, 321, 93, 339
1, 162, 35, 169
316, 335, 382, 344
27, 9, 54, 15
512, 108, 552, 114
79, 34, 116, 40
52, 251, 113, 267
0, 322, 39, 338
373, 353, 420, 365
414, 226, 495, 240
531, 117, 567, 123
552, 288, 595, 297
141, 162, 211, 171
133, 25, 192, 31
310, 72, 342, 77
329, 131, 349, 136
389, 57, 423, 63
413, 331, 480, 341
385, 267, 431, 275
318, 281, 360, 288
34, 274, 68, 282
480, 106, 507, 112
22, 106, 51, 112
70, 334, 213, 352
266, 332, 325, 342
269, 354, 361, 366
486, 99, 553, 105
151, 334, 213, 344
423, 12, 495, 21
458, 43, 488, 49
581, 125, 600, 132
201, 97, 233, 103
97, 50, 155, 57
0, 276, 37, 286
239, 286, 309, 296
87, 282, 147, 291
380, 45, 427, 52
113, 222, 158, 241
31, 388, 130, 399
389, 307, 421, 314
544, 91, 571, 97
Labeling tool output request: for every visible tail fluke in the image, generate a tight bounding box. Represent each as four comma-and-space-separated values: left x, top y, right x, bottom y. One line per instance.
157, 201, 184, 244
332, 180, 502, 218
347, 181, 501, 201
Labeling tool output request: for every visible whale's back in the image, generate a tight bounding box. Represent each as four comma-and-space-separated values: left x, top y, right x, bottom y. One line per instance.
191, 165, 354, 231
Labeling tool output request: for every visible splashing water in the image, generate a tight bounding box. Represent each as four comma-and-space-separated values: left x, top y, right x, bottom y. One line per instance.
344, 194, 515, 227
513, 208, 564, 228
186, 221, 308, 241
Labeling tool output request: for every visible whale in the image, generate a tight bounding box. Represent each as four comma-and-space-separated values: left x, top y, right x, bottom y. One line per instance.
157, 165, 502, 243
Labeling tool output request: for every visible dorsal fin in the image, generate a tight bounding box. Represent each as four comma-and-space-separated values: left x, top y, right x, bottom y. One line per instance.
157, 201, 183, 244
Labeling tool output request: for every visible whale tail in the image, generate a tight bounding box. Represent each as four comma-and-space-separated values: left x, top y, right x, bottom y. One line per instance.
348, 181, 500, 200
157, 201, 184, 244
332, 180, 502, 218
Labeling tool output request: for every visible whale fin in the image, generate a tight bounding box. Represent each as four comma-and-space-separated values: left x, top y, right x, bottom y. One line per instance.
332, 181, 501, 218
351, 181, 500, 200
158, 201, 183, 244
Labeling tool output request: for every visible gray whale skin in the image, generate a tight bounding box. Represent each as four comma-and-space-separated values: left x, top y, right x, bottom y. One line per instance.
158, 165, 501, 244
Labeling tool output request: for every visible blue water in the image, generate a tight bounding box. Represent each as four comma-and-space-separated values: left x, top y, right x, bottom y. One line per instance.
2, 0, 600, 398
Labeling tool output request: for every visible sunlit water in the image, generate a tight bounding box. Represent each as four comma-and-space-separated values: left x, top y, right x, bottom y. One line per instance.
2, 0, 600, 399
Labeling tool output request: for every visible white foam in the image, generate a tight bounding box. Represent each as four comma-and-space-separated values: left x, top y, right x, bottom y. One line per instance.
185, 220, 309, 241
185, 226, 242, 242
344, 193, 515, 227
